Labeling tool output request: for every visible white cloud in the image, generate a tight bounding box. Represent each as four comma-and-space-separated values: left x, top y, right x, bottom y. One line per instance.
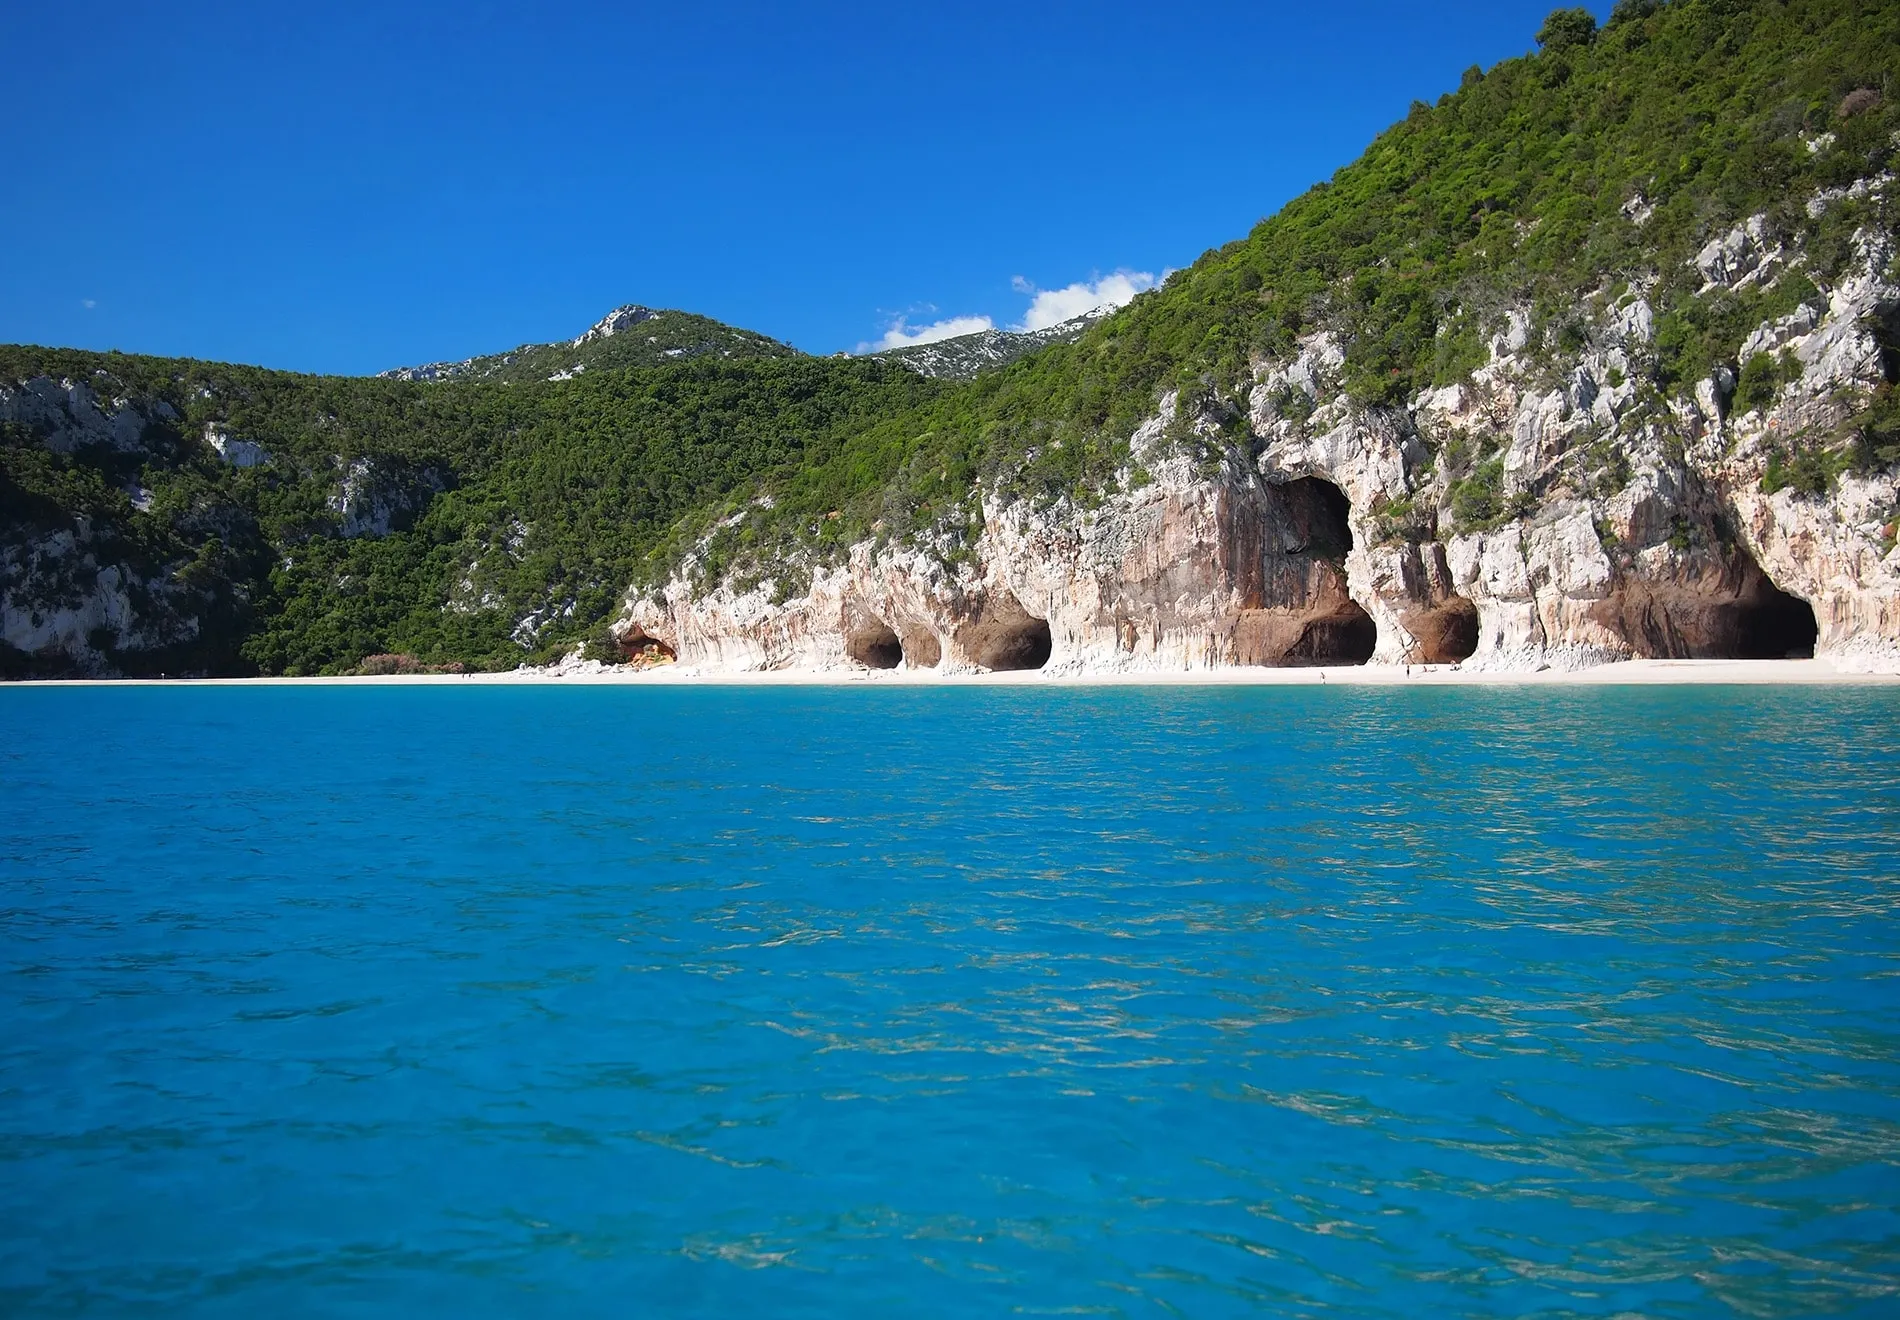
856, 266, 1166, 354
859, 313, 995, 354
81, 299, 97, 310
1010, 269, 1156, 332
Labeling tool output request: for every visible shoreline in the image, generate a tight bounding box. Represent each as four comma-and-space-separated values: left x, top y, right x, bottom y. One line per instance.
8, 658, 1900, 688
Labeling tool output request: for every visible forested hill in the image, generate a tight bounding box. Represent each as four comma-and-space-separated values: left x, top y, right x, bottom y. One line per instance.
0, 349, 939, 675
3, 0, 1897, 678
379, 304, 800, 384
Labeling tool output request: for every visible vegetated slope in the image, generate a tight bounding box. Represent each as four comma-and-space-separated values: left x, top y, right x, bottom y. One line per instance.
380, 305, 800, 385
0, 346, 938, 675
869, 308, 1111, 380
657, 0, 1898, 598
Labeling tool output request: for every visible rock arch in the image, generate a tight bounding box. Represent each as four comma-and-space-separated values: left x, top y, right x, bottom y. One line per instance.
1282, 601, 1378, 665
1725, 572, 1818, 659
1231, 473, 1376, 666
1276, 475, 1357, 558
900, 626, 943, 670
969, 616, 1052, 671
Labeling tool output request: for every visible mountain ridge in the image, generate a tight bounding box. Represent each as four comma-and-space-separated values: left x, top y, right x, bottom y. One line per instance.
378, 304, 800, 384
867, 306, 1115, 380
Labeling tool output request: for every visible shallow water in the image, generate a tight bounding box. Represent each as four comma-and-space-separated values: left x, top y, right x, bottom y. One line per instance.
2, 684, 1898, 1317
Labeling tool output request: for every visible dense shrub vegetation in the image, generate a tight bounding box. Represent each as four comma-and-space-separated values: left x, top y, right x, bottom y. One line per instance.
1, 350, 937, 673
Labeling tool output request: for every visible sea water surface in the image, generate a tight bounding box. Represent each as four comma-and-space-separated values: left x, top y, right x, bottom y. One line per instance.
2, 684, 1899, 1317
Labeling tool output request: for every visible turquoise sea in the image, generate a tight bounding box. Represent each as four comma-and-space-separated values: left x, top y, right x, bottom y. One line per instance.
2, 684, 1898, 1316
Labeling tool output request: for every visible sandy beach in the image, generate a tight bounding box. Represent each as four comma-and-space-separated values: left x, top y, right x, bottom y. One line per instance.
13, 658, 1900, 688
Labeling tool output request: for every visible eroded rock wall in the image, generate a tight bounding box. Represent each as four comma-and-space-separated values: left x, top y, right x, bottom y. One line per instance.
620, 207, 1900, 674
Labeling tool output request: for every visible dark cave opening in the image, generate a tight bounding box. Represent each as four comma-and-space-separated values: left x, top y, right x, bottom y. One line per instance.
1285, 602, 1377, 666
1412, 596, 1480, 664
847, 618, 905, 669
1729, 578, 1819, 660
1281, 475, 1357, 557
974, 617, 1053, 672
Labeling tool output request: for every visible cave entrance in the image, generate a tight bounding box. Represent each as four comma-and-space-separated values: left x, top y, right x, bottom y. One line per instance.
618, 627, 677, 664
973, 617, 1053, 671
1408, 596, 1479, 664
1729, 576, 1818, 659
1284, 601, 1377, 666
846, 617, 905, 669
1280, 476, 1356, 557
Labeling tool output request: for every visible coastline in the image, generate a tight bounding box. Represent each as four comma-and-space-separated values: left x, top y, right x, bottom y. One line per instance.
10, 657, 1900, 688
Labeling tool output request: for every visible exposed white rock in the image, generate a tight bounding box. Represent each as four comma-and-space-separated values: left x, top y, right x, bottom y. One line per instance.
872, 307, 1114, 380
574, 305, 660, 347
0, 376, 151, 454
1492, 309, 1532, 358
1693, 215, 1781, 291
1739, 304, 1820, 363
329, 458, 444, 539
1805, 171, 1890, 219
1608, 296, 1654, 345
0, 528, 202, 675
515, 648, 619, 678
204, 423, 270, 468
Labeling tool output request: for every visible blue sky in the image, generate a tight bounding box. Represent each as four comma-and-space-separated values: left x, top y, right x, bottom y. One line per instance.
2, 1, 1604, 375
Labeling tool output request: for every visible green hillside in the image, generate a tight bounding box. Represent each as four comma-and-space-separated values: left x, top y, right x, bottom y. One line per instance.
1, 348, 937, 675
667, 0, 1899, 594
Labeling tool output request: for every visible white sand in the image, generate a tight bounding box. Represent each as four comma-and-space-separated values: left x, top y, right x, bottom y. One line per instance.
14, 658, 1900, 687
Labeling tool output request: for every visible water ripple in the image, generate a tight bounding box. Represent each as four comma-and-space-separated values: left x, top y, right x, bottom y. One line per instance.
0, 684, 1897, 1316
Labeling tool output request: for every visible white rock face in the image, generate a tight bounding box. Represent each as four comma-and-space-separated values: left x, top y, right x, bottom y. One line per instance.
0, 527, 202, 675
871, 307, 1113, 380
328, 459, 444, 539
617, 212, 1900, 676
574, 305, 659, 347
205, 423, 270, 468
1694, 214, 1781, 291
0, 377, 155, 454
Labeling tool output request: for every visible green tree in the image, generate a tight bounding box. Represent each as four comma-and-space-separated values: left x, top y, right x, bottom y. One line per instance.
1537, 7, 1599, 50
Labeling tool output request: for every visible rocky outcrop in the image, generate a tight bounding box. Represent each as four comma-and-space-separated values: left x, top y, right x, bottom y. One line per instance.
329, 458, 446, 539
0, 376, 172, 454
205, 423, 269, 468
618, 208, 1900, 675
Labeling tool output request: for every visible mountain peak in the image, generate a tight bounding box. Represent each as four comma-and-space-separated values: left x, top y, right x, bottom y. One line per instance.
379, 304, 799, 384
573, 305, 663, 347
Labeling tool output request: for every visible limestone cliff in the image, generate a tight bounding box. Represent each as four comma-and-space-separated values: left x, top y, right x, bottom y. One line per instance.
616, 202, 1900, 675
